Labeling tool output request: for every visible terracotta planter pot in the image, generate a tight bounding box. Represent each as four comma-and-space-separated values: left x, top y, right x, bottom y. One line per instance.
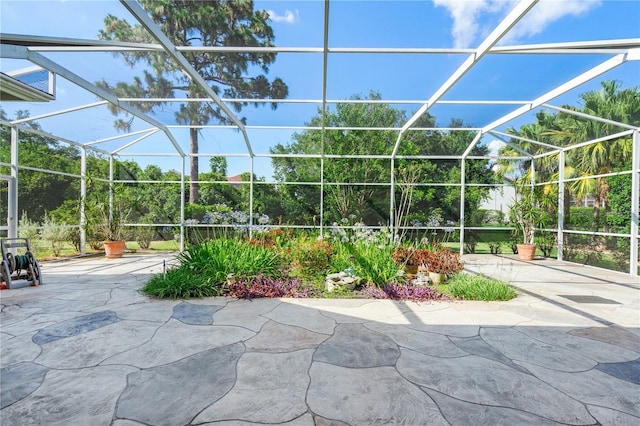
516, 243, 537, 261
405, 265, 419, 276
104, 240, 126, 258
429, 271, 445, 285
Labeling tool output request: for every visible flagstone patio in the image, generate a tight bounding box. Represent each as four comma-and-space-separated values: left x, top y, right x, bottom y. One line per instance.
1, 253, 638, 425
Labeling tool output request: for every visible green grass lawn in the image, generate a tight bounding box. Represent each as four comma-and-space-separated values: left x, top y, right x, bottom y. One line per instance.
27, 239, 180, 260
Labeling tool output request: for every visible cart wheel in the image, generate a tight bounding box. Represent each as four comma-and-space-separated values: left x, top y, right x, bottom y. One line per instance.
6, 252, 15, 273
26, 251, 42, 286
1, 261, 11, 290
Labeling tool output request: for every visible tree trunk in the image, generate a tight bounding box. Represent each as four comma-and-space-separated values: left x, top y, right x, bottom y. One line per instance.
189, 127, 199, 205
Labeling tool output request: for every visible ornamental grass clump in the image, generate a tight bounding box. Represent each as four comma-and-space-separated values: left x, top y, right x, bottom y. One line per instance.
143, 266, 223, 299
178, 238, 280, 284
445, 273, 517, 301
143, 238, 281, 298
331, 241, 401, 288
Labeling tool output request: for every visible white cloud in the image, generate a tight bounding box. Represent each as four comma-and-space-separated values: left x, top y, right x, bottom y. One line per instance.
487, 139, 506, 157
503, 0, 601, 43
433, 0, 513, 48
267, 9, 299, 24
487, 139, 506, 171
433, 0, 601, 48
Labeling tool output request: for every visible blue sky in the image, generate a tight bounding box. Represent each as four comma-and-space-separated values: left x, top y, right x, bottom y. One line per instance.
1, 0, 639, 178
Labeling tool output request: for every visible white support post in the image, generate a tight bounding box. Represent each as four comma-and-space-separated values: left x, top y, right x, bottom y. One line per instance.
390, 157, 395, 243
8, 127, 19, 240
109, 156, 114, 224
249, 157, 254, 240
530, 158, 536, 244
630, 131, 639, 276
180, 156, 186, 252
459, 158, 466, 255
319, 0, 329, 240
320, 156, 325, 239
80, 147, 87, 255
557, 150, 565, 261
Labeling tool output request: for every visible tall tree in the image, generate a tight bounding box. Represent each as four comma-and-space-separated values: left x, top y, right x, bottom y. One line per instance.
500, 81, 639, 230
97, 0, 289, 204
549, 81, 639, 230
271, 92, 491, 228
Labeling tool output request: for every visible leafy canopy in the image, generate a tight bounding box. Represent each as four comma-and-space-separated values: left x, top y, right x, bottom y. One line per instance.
97, 0, 289, 129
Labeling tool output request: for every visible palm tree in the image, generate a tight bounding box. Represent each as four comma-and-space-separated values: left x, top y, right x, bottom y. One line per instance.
496, 111, 568, 224
547, 81, 640, 231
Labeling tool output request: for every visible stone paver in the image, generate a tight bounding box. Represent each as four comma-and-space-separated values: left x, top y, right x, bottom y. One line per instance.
1, 253, 638, 425
32, 310, 119, 344
171, 302, 221, 325
0, 362, 49, 409
308, 362, 448, 425
245, 320, 329, 353
195, 350, 313, 424
423, 388, 561, 425
117, 343, 244, 426
397, 348, 596, 424
313, 323, 400, 367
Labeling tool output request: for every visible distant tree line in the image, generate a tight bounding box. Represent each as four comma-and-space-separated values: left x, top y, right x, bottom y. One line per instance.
1, 82, 636, 253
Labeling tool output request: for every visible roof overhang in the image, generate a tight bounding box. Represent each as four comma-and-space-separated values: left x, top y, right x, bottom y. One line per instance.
0, 71, 54, 102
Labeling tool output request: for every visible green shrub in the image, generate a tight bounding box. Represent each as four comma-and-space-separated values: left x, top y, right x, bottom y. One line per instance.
41, 213, 73, 257
18, 211, 40, 242
347, 242, 401, 288
289, 237, 333, 277
135, 226, 156, 250
445, 273, 517, 301
567, 207, 606, 231
184, 203, 212, 221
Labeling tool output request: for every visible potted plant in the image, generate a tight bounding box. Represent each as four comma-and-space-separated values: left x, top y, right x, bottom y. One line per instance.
86, 183, 135, 258
391, 247, 431, 275
508, 187, 547, 261
423, 245, 464, 284
392, 247, 417, 274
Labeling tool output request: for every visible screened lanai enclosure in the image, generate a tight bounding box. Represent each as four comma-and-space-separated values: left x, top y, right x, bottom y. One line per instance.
0, 0, 639, 277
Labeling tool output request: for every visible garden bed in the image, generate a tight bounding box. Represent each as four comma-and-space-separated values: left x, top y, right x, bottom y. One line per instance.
142, 227, 516, 302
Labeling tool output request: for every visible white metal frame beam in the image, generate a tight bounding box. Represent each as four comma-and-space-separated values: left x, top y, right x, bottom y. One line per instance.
8, 128, 19, 240
1, 2, 638, 275
487, 132, 535, 158
391, 0, 538, 158
542, 103, 640, 131
490, 130, 559, 151
481, 52, 634, 134
112, 129, 159, 155
1, 44, 185, 157
9, 101, 108, 125
5, 32, 636, 54
84, 128, 157, 147
0, 119, 111, 156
